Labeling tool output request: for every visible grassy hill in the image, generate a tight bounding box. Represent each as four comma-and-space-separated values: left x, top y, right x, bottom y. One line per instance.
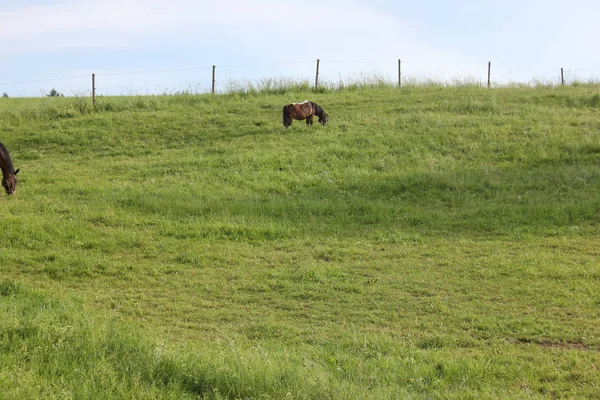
1, 84, 599, 398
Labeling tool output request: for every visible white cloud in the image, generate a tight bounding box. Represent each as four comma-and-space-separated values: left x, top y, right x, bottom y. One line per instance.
0, 0, 462, 64
0, 0, 491, 95
6, 0, 597, 94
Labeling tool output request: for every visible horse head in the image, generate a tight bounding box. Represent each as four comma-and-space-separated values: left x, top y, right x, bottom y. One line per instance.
318, 112, 328, 125
2, 168, 19, 195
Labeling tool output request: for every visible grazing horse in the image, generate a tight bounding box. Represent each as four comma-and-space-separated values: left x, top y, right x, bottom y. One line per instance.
282, 100, 328, 128
0, 142, 19, 195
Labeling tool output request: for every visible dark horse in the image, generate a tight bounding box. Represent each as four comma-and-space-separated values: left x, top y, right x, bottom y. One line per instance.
282, 100, 328, 128
0, 142, 19, 195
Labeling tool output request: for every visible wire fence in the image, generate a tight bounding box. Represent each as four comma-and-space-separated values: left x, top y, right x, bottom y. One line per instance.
1, 59, 599, 98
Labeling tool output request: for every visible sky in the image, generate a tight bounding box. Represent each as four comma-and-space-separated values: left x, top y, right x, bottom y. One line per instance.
1, 0, 599, 96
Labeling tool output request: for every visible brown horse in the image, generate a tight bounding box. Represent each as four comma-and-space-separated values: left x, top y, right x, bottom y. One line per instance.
282, 100, 328, 128
0, 142, 19, 195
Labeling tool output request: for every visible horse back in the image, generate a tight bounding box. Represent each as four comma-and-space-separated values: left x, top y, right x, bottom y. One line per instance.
0, 142, 15, 173
297, 102, 313, 118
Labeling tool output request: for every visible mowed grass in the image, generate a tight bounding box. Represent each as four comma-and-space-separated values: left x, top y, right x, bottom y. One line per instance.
1, 84, 599, 399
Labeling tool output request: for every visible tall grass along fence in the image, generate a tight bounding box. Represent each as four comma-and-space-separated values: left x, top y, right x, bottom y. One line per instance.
1, 59, 599, 102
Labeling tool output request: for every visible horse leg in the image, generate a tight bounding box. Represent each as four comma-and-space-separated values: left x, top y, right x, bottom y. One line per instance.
307, 114, 313, 125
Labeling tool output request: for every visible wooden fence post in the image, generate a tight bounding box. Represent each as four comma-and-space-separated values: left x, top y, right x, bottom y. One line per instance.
92, 73, 96, 108
212, 65, 216, 94
561, 68, 565, 86
487, 61, 491, 88
315, 59, 320, 90
398, 59, 402, 88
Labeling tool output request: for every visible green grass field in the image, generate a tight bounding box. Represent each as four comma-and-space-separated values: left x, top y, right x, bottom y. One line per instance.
1, 83, 599, 399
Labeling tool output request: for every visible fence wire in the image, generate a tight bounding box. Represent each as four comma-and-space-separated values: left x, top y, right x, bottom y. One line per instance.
2, 60, 600, 97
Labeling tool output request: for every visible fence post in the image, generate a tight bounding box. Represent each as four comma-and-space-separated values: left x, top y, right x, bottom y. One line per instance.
561, 68, 565, 86
398, 59, 402, 88
211, 65, 216, 94
92, 73, 96, 108
315, 59, 320, 90
487, 61, 491, 88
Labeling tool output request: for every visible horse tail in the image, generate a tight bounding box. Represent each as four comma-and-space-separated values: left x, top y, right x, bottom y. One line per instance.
282, 105, 287, 125
282, 105, 290, 127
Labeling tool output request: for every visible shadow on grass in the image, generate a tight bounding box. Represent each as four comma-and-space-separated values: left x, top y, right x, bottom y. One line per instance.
117, 163, 600, 240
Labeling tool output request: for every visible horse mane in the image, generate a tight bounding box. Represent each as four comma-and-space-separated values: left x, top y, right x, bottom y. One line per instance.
311, 102, 324, 118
